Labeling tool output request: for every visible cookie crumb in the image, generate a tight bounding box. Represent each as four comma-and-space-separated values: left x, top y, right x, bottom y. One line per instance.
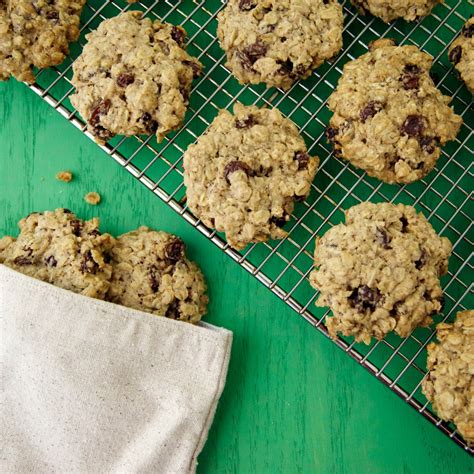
56, 171, 73, 183
84, 192, 101, 206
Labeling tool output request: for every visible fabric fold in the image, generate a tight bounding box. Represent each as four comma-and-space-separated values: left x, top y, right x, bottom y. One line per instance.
0, 265, 232, 473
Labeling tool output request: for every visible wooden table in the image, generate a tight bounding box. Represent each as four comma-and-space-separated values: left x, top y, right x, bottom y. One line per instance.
1, 80, 471, 473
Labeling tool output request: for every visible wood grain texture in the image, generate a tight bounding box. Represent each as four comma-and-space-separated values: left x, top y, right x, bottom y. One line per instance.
0, 80, 472, 473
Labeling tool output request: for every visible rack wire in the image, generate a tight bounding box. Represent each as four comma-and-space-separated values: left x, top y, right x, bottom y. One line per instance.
26, 0, 473, 453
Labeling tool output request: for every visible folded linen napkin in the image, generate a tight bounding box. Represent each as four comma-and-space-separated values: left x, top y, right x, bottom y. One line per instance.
0, 264, 232, 473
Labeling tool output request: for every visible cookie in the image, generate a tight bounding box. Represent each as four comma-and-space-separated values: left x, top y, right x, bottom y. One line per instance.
183, 104, 319, 250
70, 11, 202, 144
449, 17, 474, 93
309, 202, 452, 344
107, 227, 208, 324
0, 0, 86, 83
350, 0, 442, 23
422, 310, 474, 445
0, 209, 114, 299
326, 39, 462, 184
217, 0, 343, 90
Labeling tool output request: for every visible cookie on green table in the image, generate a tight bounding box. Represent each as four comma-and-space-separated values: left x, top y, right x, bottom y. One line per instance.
326, 39, 462, 184
70, 11, 202, 144
217, 0, 343, 90
107, 227, 208, 324
183, 104, 319, 250
309, 202, 452, 344
422, 310, 474, 446
0, 208, 114, 299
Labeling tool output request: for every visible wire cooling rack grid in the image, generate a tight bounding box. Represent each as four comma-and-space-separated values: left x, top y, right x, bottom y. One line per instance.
27, 0, 473, 453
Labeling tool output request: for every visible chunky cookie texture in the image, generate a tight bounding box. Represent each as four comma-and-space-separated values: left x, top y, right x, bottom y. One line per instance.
107, 227, 208, 324
70, 11, 202, 144
449, 17, 474, 93
309, 202, 452, 344
183, 104, 319, 250
422, 310, 474, 446
350, 0, 442, 22
327, 39, 462, 184
217, 0, 343, 90
0, 209, 114, 299
0, 0, 85, 83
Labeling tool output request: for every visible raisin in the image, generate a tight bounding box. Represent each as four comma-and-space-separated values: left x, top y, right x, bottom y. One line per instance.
165, 299, 181, 319
184, 60, 201, 78
90, 99, 111, 127
278, 59, 294, 76
89, 99, 113, 140
449, 45, 462, 65
13, 256, 31, 266
326, 127, 338, 141
415, 249, 426, 270
400, 216, 409, 232
165, 238, 185, 264
45, 255, 57, 267
404, 64, 420, 74
375, 227, 391, 248
140, 112, 158, 134
360, 101, 383, 122
349, 285, 382, 312
80, 250, 99, 274
237, 42, 268, 70
419, 136, 438, 154
235, 115, 255, 129
401, 65, 420, 90
271, 215, 287, 228
294, 152, 310, 170
94, 125, 114, 141
239, 0, 256, 10
70, 219, 82, 236
149, 266, 160, 293
180, 87, 189, 102
171, 26, 185, 46
462, 23, 474, 38
46, 10, 59, 20
117, 73, 135, 87
401, 115, 425, 138
224, 161, 254, 183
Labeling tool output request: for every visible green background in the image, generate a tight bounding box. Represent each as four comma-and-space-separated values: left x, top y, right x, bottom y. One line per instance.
1, 80, 473, 473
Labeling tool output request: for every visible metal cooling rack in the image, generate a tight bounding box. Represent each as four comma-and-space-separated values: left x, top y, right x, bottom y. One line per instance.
25, 0, 473, 453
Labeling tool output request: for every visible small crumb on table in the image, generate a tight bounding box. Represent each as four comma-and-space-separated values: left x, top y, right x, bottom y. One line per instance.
56, 171, 73, 183
84, 192, 101, 205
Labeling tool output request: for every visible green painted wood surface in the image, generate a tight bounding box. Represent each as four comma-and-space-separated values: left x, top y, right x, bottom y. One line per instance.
1, 80, 472, 474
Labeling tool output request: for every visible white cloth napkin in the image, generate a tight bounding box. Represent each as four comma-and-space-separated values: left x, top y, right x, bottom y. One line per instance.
0, 264, 232, 474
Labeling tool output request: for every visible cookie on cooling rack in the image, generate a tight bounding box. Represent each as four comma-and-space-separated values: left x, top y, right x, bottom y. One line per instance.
0, 209, 114, 299
422, 310, 474, 446
183, 103, 319, 250
216, 0, 343, 90
449, 17, 474, 93
350, 0, 443, 23
107, 227, 208, 324
0, 0, 86, 83
326, 39, 463, 184
309, 202, 452, 344
70, 11, 202, 144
